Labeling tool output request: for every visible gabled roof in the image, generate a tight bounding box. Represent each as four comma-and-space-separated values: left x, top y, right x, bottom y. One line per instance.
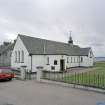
79, 48, 91, 56
19, 34, 91, 56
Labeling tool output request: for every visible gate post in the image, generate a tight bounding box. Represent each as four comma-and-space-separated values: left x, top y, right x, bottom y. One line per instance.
36, 66, 44, 81
20, 66, 27, 80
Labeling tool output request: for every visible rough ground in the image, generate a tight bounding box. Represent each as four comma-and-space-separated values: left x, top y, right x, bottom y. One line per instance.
0, 80, 105, 105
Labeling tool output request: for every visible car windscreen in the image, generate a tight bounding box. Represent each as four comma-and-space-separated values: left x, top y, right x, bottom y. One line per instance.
0, 69, 13, 73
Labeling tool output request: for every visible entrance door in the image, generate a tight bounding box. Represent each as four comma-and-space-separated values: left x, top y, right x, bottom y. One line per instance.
60, 59, 65, 72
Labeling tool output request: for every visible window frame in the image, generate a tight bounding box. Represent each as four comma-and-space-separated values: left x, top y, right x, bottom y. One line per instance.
67, 57, 69, 63
18, 51, 20, 63
15, 51, 17, 63
54, 60, 57, 65
21, 50, 24, 63
81, 57, 83, 63
90, 51, 93, 58
74, 57, 75, 63
71, 57, 72, 63
46, 57, 50, 65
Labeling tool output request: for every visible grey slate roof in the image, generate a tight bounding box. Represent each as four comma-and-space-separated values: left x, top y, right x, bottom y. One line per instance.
19, 34, 91, 56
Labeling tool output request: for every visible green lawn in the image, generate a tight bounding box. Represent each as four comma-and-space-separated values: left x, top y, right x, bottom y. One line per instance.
44, 62, 105, 89
63, 62, 105, 88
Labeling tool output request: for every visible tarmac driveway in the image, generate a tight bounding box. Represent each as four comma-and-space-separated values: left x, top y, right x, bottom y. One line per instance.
0, 80, 105, 105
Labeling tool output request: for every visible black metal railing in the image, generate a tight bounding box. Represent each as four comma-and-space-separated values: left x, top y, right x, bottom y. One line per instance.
42, 71, 105, 89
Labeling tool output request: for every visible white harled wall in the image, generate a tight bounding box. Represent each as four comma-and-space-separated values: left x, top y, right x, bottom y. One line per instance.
44, 55, 66, 71
11, 36, 31, 71
31, 55, 45, 72
11, 36, 94, 72
66, 56, 80, 68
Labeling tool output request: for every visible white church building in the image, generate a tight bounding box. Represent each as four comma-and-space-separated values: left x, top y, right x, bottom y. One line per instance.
11, 34, 94, 72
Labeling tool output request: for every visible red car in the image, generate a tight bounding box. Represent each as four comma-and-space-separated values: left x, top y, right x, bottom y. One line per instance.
0, 69, 15, 81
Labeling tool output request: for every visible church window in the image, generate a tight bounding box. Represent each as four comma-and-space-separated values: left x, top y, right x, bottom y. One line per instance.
81, 57, 83, 62
15, 51, 17, 62
54, 60, 57, 65
47, 57, 49, 65
21, 50, 24, 63
67, 57, 69, 63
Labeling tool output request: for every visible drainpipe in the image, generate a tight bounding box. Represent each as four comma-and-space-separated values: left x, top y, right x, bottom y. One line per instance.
28, 54, 32, 80
29, 54, 32, 72
31, 55, 32, 72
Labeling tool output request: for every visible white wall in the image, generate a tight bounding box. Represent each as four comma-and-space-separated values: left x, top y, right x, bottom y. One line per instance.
80, 56, 93, 67
66, 56, 80, 68
80, 50, 94, 67
32, 55, 93, 72
31, 55, 45, 72
30, 55, 73, 72
45, 55, 67, 72
31, 55, 67, 72
11, 36, 94, 72
43, 55, 80, 71
11, 36, 31, 71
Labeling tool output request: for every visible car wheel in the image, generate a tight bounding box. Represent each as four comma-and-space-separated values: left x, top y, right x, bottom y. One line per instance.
8, 78, 12, 81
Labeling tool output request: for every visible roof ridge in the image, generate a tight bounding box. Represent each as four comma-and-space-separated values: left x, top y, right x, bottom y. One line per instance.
18, 34, 70, 45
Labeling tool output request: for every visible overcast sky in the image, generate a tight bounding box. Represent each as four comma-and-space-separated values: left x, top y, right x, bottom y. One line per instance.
0, 0, 105, 57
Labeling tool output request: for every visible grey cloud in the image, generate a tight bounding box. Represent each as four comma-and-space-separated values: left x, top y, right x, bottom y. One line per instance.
89, 43, 105, 47
0, 0, 105, 56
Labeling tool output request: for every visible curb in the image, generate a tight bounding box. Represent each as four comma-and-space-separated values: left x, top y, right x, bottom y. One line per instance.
40, 79, 105, 94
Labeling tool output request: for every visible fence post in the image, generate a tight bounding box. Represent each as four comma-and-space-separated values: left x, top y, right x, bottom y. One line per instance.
73, 72, 76, 88
20, 66, 27, 80
20, 69, 26, 80
97, 74, 99, 88
36, 66, 44, 82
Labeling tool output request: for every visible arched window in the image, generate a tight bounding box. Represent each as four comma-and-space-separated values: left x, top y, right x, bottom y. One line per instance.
21, 50, 24, 63
18, 51, 20, 63
15, 51, 17, 62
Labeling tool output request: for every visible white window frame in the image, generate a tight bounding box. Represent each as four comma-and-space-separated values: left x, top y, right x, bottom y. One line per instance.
21, 50, 24, 63
15, 51, 17, 63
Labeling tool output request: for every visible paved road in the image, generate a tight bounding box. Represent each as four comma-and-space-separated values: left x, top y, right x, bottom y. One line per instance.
0, 80, 105, 105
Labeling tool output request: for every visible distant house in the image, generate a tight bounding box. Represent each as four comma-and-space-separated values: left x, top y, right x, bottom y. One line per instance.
11, 34, 94, 72
0, 42, 14, 67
